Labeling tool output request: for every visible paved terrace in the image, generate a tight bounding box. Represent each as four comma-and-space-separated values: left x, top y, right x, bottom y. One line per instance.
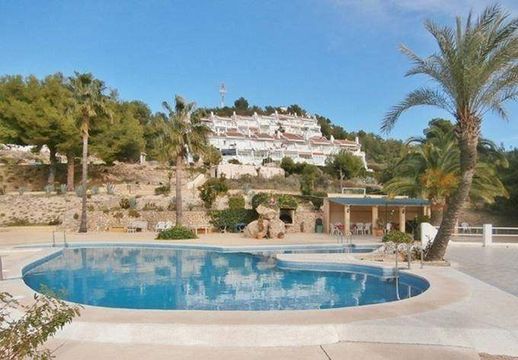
1, 227, 517, 359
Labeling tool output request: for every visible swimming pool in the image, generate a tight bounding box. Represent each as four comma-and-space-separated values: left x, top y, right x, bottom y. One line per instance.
23, 247, 429, 311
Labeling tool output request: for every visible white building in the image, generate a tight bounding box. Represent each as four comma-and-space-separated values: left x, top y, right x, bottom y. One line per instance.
201, 111, 369, 169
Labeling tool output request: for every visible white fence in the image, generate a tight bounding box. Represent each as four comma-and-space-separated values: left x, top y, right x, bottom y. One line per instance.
423, 223, 518, 247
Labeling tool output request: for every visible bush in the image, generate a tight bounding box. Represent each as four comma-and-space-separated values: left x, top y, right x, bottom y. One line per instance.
303, 191, 327, 210
74, 185, 85, 197
106, 182, 115, 195
276, 194, 298, 209
154, 185, 170, 195
198, 178, 228, 209
119, 198, 130, 209
128, 209, 140, 218
228, 159, 241, 165
251, 192, 271, 209
209, 209, 258, 232
156, 226, 197, 240
228, 195, 245, 209
280, 157, 296, 175
44, 184, 54, 195
382, 230, 413, 244
120, 197, 137, 209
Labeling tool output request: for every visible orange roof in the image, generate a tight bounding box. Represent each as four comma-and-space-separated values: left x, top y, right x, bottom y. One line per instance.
281, 133, 305, 142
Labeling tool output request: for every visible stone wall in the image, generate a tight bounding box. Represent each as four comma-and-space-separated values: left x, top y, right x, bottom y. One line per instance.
0, 192, 322, 233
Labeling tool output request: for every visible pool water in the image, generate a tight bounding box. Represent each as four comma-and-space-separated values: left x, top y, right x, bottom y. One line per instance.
23, 247, 428, 311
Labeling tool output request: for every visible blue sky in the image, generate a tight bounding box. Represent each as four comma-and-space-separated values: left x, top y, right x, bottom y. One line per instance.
0, 0, 517, 147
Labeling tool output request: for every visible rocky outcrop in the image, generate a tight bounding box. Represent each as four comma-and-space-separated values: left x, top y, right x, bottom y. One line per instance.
243, 205, 285, 239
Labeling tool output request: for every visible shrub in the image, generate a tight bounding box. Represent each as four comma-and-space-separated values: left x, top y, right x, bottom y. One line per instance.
251, 192, 270, 209
91, 186, 99, 195
48, 217, 62, 226
167, 199, 176, 211
277, 194, 298, 209
128, 197, 137, 209
119, 197, 137, 209
228, 159, 241, 165
382, 230, 413, 244
228, 195, 245, 209
304, 191, 327, 210
128, 209, 140, 218
17, 187, 26, 195
198, 178, 228, 209
0, 291, 80, 360
143, 202, 160, 211
280, 157, 296, 175
209, 209, 258, 232
154, 185, 170, 195
73, 213, 79, 220
44, 184, 54, 195
58, 184, 67, 195
113, 212, 124, 219
156, 226, 197, 240
106, 182, 115, 195
75, 185, 85, 197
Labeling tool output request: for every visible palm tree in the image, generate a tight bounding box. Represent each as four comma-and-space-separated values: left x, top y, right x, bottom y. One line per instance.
382, 5, 517, 260
68, 73, 111, 233
384, 121, 508, 225
155, 96, 209, 226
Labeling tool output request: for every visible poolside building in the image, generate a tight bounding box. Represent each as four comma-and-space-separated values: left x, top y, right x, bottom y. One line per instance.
323, 192, 431, 235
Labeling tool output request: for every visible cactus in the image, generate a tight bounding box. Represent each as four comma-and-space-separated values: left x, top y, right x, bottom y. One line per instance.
17, 187, 26, 195
91, 186, 99, 195
128, 196, 137, 209
44, 184, 55, 195
59, 184, 67, 195
106, 182, 115, 195
75, 185, 85, 197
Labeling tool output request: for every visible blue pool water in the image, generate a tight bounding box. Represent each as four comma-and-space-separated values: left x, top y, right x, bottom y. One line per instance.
23, 247, 429, 310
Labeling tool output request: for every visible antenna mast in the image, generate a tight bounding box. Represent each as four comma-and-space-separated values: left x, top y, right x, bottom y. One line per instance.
219, 83, 227, 108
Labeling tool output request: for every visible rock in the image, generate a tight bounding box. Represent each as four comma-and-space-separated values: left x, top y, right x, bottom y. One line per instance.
244, 219, 270, 239
256, 204, 278, 220
268, 219, 286, 239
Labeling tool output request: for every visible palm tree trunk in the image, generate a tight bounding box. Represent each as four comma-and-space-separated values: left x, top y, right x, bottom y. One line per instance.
426, 125, 479, 260
430, 201, 444, 226
79, 132, 89, 233
47, 146, 58, 185
66, 153, 75, 192
175, 154, 183, 227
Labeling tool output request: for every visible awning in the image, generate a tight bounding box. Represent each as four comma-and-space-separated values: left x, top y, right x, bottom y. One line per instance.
329, 197, 429, 206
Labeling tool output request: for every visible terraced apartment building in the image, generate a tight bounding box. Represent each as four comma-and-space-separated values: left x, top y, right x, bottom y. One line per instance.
201, 111, 369, 169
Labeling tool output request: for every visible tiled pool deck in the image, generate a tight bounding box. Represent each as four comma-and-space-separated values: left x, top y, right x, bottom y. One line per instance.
1, 227, 517, 359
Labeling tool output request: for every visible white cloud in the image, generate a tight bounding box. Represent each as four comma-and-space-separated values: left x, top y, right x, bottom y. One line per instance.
329, 0, 517, 19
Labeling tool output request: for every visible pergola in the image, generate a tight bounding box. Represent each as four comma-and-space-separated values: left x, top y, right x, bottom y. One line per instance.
323, 196, 431, 234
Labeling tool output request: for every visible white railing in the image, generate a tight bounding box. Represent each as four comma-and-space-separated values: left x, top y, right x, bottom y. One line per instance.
429, 224, 518, 246
451, 226, 518, 237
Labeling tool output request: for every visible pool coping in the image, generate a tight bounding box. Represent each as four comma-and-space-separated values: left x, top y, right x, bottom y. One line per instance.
7, 243, 471, 347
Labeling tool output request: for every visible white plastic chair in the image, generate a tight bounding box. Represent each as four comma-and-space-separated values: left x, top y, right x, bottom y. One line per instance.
461, 222, 470, 234
155, 221, 165, 232
365, 223, 372, 235
356, 223, 365, 235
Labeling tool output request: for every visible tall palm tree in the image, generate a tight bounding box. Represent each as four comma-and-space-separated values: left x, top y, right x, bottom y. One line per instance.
385, 121, 508, 225
68, 73, 111, 233
155, 96, 209, 226
382, 5, 517, 260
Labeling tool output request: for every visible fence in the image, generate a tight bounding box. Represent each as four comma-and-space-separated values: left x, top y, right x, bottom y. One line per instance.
425, 223, 518, 246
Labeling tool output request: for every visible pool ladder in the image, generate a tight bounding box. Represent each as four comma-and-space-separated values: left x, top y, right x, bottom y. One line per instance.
334, 230, 353, 252
52, 230, 68, 248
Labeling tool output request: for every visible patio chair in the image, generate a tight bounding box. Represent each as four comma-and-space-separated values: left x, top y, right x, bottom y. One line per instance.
155, 221, 166, 232
461, 222, 470, 234
356, 223, 365, 235
365, 223, 372, 235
